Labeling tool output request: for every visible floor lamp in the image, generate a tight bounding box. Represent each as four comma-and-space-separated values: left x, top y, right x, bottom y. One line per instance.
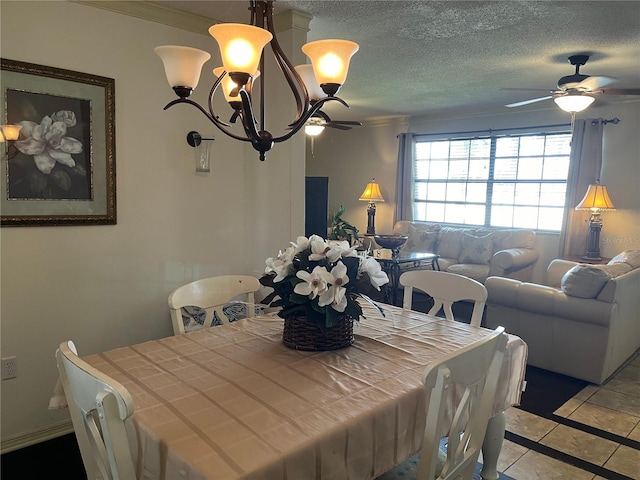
359, 179, 384, 235
575, 182, 616, 261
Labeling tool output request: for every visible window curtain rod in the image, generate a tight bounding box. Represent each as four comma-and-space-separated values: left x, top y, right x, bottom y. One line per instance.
592, 117, 620, 126
407, 122, 571, 139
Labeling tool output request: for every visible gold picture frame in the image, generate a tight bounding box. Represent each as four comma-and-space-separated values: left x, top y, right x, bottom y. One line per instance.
1, 58, 116, 226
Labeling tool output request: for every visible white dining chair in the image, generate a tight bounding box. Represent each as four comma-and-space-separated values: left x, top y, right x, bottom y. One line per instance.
55, 341, 136, 480
168, 275, 261, 335
399, 270, 488, 326
417, 326, 507, 480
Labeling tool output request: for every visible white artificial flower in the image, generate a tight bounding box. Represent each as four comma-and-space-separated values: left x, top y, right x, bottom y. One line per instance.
318, 261, 349, 312
265, 246, 296, 282
359, 257, 390, 290
294, 266, 330, 299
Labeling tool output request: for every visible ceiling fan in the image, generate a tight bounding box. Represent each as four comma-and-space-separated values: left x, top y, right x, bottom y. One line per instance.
505, 55, 640, 109
308, 110, 362, 131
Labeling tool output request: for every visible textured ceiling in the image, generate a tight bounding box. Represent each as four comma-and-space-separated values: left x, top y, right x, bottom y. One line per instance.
155, 1, 640, 122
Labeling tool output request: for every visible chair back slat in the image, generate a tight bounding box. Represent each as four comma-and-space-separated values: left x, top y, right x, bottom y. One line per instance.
168, 275, 261, 334
400, 270, 487, 326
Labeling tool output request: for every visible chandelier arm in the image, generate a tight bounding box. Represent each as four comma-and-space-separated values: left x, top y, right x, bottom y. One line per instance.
265, 7, 308, 120
274, 96, 347, 143
163, 98, 252, 143
207, 73, 226, 122
237, 89, 264, 141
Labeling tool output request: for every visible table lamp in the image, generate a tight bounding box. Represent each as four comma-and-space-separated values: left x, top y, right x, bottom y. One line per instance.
359, 179, 384, 235
575, 182, 616, 260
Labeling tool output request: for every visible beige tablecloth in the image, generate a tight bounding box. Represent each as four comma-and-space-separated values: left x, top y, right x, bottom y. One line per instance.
83, 303, 527, 480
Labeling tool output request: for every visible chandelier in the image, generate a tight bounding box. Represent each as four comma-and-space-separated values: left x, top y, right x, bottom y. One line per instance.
155, 1, 359, 161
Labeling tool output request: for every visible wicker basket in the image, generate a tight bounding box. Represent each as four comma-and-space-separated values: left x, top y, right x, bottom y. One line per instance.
283, 315, 354, 351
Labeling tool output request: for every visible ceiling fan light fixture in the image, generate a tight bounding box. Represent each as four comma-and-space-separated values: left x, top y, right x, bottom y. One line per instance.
305, 124, 325, 136
554, 94, 595, 113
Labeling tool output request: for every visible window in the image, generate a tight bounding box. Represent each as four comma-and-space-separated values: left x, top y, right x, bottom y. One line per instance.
412, 132, 572, 231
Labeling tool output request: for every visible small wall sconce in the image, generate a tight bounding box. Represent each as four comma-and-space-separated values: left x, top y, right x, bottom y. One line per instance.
0, 125, 22, 142
186, 131, 214, 173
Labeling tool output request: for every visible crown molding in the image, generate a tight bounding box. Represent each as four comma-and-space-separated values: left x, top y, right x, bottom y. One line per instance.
71, 1, 217, 35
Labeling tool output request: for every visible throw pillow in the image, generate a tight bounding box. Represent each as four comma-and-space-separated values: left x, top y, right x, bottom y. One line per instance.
404, 225, 437, 252
458, 234, 494, 265
436, 228, 465, 259
561, 265, 612, 299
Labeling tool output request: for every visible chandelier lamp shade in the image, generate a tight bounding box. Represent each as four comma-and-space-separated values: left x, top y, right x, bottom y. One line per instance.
575, 182, 616, 260
154, 1, 359, 161
359, 179, 385, 235
554, 93, 595, 113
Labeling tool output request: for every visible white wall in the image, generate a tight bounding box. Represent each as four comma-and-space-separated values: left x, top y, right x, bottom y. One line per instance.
0, 1, 306, 448
307, 101, 640, 283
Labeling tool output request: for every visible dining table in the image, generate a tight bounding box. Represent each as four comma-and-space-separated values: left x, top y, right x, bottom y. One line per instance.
81, 301, 527, 480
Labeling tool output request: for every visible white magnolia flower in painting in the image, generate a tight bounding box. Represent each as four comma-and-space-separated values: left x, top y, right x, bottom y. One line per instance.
294, 265, 330, 300
318, 261, 349, 312
14, 111, 83, 175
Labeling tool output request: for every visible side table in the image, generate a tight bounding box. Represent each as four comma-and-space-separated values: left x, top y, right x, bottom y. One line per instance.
561, 255, 611, 265
373, 250, 440, 305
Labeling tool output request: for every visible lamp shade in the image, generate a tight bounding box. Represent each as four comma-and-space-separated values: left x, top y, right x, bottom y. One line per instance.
302, 39, 359, 89
294, 64, 326, 101
213, 67, 260, 102
359, 180, 385, 203
209, 23, 272, 78
0, 124, 22, 142
155, 46, 211, 90
554, 94, 595, 113
575, 184, 616, 211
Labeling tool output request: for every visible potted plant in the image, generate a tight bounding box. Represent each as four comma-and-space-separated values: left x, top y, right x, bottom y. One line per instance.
328, 205, 359, 245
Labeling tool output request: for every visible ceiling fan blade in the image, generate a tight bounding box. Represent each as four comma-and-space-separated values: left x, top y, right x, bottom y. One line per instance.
576, 75, 617, 91
505, 96, 552, 108
501, 88, 554, 92
597, 88, 640, 96
326, 123, 351, 130
331, 120, 362, 126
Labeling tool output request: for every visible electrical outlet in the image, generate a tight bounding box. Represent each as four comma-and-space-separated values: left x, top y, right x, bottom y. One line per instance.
2, 356, 17, 380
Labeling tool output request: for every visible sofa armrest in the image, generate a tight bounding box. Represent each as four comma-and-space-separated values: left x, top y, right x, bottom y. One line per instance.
546, 259, 579, 288
489, 248, 539, 277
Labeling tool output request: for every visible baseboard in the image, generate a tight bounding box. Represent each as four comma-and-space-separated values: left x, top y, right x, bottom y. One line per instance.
1, 420, 74, 454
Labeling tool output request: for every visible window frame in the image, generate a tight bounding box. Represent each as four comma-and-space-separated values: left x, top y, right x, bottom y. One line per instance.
411, 130, 573, 232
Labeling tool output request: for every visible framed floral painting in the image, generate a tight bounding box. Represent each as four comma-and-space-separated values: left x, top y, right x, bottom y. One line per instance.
1, 59, 116, 226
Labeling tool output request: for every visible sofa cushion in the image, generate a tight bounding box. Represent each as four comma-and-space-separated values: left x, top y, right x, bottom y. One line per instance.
446, 263, 490, 283
459, 233, 493, 265
403, 225, 438, 252
561, 265, 612, 298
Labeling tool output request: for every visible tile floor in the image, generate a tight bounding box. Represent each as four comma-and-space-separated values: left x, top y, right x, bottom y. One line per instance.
490, 352, 640, 479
